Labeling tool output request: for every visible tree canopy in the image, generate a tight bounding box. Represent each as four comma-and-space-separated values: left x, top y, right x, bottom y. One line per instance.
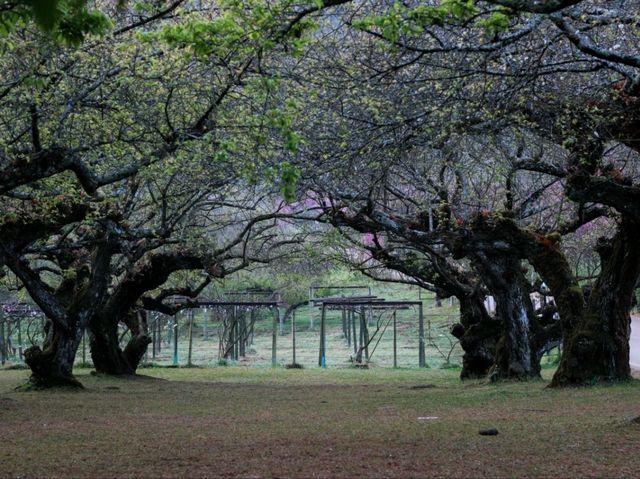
1, 0, 639, 387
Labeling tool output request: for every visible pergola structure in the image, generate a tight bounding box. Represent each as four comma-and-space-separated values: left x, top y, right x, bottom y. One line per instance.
167, 295, 286, 367
312, 297, 426, 368
0, 302, 43, 365
224, 288, 282, 305
308, 285, 372, 329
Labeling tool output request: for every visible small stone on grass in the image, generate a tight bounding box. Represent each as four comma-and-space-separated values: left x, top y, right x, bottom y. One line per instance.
624, 415, 640, 425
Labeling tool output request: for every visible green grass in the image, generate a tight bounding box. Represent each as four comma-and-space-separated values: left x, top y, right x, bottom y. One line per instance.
1, 367, 639, 478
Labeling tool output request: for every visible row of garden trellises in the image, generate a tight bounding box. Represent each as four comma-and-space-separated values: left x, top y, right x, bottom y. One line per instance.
145, 286, 429, 368
0, 302, 43, 365
0, 286, 462, 368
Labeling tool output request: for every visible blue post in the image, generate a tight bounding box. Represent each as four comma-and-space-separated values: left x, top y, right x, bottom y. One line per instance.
172, 315, 178, 366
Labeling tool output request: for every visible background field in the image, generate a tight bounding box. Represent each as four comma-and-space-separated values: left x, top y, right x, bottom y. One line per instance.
1, 286, 478, 371
141, 296, 464, 370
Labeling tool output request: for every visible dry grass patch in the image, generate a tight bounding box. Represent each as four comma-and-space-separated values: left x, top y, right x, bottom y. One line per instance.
0, 367, 639, 478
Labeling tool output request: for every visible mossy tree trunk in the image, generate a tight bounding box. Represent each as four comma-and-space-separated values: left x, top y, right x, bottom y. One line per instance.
451, 292, 501, 379
0, 204, 94, 387
471, 251, 540, 380
550, 219, 640, 385
90, 308, 150, 375
493, 214, 640, 386
3, 230, 114, 388
452, 215, 568, 379
89, 251, 221, 375
24, 319, 84, 388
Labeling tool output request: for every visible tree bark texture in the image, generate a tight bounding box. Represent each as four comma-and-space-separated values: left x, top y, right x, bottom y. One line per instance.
450, 292, 501, 379
472, 251, 540, 380
551, 219, 640, 385
24, 319, 84, 388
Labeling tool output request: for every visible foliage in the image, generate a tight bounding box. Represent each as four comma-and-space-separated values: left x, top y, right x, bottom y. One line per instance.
0, 0, 111, 45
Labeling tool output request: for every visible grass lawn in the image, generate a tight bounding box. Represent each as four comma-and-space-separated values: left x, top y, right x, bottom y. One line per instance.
1, 367, 639, 478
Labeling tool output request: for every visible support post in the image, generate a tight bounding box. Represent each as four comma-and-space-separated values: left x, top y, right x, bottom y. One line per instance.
359, 307, 365, 359
203, 309, 209, 341
6, 324, 12, 360
239, 310, 246, 357
17, 317, 22, 361
187, 309, 194, 367
292, 310, 297, 365
234, 316, 240, 360
393, 310, 397, 368
351, 309, 357, 354
249, 310, 255, 345
319, 304, 326, 367
418, 303, 426, 367
364, 310, 370, 361
82, 330, 86, 365
342, 309, 347, 338
272, 307, 278, 367
172, 315, 178, 366
0, 317, 5, 366
231, 307, 236, 360
308, 287, 314, 330
226, 309, 233, 360
157, 316, 162, 353
279, 307, 285, 336
152, 316, 157, 360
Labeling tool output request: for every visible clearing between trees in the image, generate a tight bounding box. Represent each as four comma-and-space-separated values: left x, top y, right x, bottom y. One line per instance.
1, 368, 639, 478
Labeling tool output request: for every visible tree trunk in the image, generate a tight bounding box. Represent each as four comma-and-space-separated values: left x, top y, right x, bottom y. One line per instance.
472, 252, 540, 380
533, 307, 562, 361
123, 334, 152, 371
453, 215, 637, 386
89, 309, 150, 375
450, 293, 500, 379
23, 320, 83, 388
552, 219, 640, 386
435, 294, 443, 307
89, 319, 134, 375
124, 309, 152, 369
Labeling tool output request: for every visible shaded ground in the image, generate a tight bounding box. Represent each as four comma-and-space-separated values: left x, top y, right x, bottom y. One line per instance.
1, 367, 639, 478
